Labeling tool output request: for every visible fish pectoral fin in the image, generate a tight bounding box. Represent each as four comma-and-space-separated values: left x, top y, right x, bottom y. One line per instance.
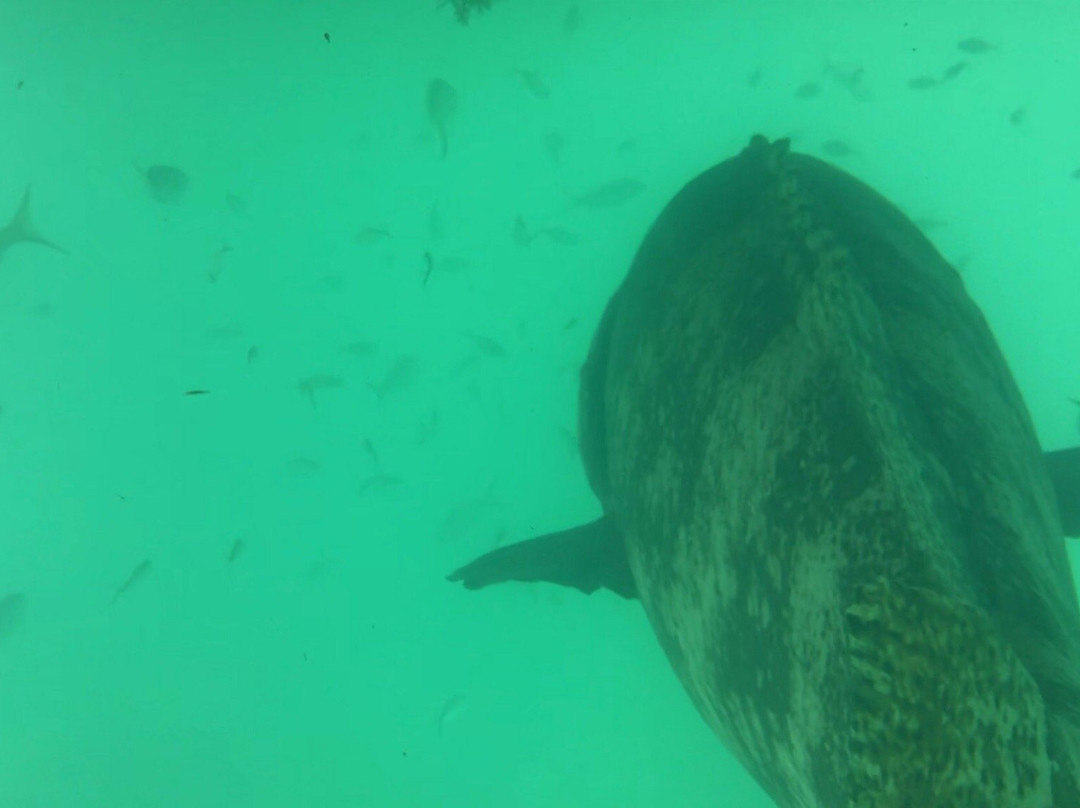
1044, 447, 1080, 537
446, 516, 636, 599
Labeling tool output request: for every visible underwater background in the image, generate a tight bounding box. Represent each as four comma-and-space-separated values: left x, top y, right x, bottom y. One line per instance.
1, 1, 1078, 806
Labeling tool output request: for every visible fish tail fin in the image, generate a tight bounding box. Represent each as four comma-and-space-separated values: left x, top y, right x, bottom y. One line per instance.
3, 187, 67, 256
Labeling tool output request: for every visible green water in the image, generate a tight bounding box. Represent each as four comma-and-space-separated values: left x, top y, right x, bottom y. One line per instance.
1, 1, 1078, 806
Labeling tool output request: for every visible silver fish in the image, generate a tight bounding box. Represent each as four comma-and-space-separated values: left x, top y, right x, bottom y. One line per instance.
426, 79, 459, 159
570, 178, 645, 209
227, 539, 246, 564
297, 374, 344, 407
112, 560, 152, 604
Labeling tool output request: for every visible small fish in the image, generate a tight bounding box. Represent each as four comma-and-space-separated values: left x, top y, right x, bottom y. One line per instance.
206, 324, 242, 342
437, 694, 467, 736
543, 131, 566, 163
1071, 168, 1080, 181
512, 215, 533, 246
226, 192, 248, 214
343, 340, 377, 359
112, 560, 152, 604
794, 81, 822, 99
942, 61, 968, 81
0, 593, 27, 643
563, 3, 581, 34
297, 375, 344, 407
538, 227, 580, 246
0, 187, 67, 261
958, 37, 995, 54
823, 60, 868, 100
426, 79, 459, 159
514, 69, 550, 100
247, 345, 259, 364
184, 389, 211, 396
746, 69, 763, 88
355, 226, 391, 245
462, 332, 506, 358
422, 251, 435, 286
907, 76, 938, 90
570, 178, 645, 209
134, 162, 189, 204
227, 539, 246, 564
370, 356, 418, 400
358, 474, 406, 497
617, 138, 637, 155
563, 317, 578, 330
323, 32, 331, 43
1008, 107, 1026, 126
362, 438, 379, 467
821, 140, 856, 158
288, 456, 321, 476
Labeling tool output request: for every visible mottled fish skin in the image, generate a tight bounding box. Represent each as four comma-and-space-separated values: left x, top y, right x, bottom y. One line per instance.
588, 136, 1080, 806
0, 187, 66, 260
426, 79, 459, 159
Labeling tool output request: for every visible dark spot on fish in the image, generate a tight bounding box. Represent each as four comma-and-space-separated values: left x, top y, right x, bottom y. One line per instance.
184, 389, 210, 396
247, 345, 259, 364
942, 61, 968, 81
958, 37, 995, 54
794, 81, 821, 99
16, 80, 24, 91
908, 76, 938, 90
1008, 107, 1026, 126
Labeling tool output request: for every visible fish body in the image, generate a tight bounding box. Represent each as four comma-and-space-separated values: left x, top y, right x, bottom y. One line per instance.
135, 163, 189, 204
227, 539, 246, 563
514, 69, 550, 100
426, 79, 459, 159
449, 136, 1080, 805
112, 560, 152, 604
570, 178, 645, 209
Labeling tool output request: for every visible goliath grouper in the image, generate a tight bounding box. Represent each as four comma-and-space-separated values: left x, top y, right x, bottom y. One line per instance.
448, 135, 1080, 806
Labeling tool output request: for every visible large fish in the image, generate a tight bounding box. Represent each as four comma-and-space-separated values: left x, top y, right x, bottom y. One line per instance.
448, 135, 1080, 806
